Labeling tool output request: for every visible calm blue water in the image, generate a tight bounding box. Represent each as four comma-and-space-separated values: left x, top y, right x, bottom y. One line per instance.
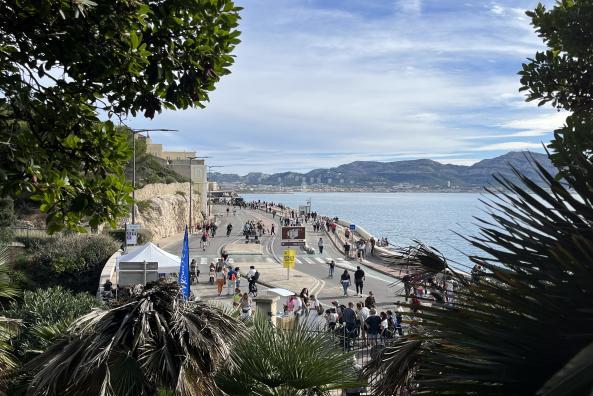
242, 192, 489, 271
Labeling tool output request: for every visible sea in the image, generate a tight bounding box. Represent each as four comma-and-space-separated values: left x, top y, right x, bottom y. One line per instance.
241, 192, 491, 272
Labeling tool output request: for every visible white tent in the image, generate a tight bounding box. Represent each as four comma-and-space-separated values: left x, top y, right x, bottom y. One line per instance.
117, 242, 181, 274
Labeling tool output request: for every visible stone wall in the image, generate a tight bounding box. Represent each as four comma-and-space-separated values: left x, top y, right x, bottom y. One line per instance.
129, 183, 204, 241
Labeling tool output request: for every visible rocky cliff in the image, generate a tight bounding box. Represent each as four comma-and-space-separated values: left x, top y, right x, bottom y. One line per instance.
126, 182, 203, 241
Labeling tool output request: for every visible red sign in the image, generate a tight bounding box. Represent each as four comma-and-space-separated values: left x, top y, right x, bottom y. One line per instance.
281, 226, 306, 240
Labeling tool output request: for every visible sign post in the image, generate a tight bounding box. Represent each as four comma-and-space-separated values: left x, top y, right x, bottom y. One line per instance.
126, 224, 141, 246
283, 249, 296, 280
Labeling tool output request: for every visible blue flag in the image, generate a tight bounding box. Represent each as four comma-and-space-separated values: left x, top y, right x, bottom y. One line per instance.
178, 226, 190, 300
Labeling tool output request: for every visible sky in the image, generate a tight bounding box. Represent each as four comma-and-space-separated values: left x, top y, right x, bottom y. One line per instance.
128, 0, 563, 175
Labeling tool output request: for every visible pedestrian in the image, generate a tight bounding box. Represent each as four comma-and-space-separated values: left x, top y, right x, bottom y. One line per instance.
300, 288, 310, 314
340, 269, 351, 296
344, 241, 351, 259
402, 274, 412, 301
342, 302, 357, 336
215, 264, 225, 296
370, 236, 376, 256
227, 266, 237, 295
208, 263, 215, 285
395, 303, 404, 336
310, 294, 323, 316
354, 266, 365, 296
232, 287, 242, 307
271, 224, 275, 235
328, 260, 335, 278
234, 267, 241, 288
325, 308, 338, 331
379, 311, 389, 338
200, 230, 208, 251
356, 302, 370, 339
364, 291, 376, 309
239, 293, 252, 318
364, 309, 382, 344
318, 237, 324, 254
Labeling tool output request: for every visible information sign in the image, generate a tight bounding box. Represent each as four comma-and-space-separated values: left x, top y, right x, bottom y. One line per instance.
283, 249, 296, 269
282, 226, 306, 240
126, 224, 141, 245
349, 224, 356, 231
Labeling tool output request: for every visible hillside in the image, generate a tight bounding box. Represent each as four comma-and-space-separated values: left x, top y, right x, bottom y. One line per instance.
124, 137, 188, 188
209, 151, 556, 188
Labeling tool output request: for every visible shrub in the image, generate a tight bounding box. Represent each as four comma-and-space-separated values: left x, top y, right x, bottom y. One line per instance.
107, 228, 153, 245
14, 234, 118, 293
6, 286, 103, 358
165, 175, 177, 184
175, 190, 186, 197
136, 200, 152, 213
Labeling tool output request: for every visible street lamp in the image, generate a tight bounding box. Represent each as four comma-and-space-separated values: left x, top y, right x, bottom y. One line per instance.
129, 128, 178, 224
187, 156, 210, 233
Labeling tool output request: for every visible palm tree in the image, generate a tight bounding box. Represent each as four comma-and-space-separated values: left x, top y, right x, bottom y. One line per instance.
0, 243, 19, 372
215, 316, 365, 395
21, 281, 244, 395
365, 154, 593, 395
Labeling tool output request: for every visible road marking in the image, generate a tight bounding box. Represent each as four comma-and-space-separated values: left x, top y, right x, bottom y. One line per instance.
200, 257, 207, 265
295, 258, 302, 264
301, 257, 313, 265
314, 258, 325, 264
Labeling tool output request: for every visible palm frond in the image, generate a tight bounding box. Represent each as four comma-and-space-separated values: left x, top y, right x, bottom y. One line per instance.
367, 152, 593, 395
216, 315, 365, 395
22, 281, 244, 396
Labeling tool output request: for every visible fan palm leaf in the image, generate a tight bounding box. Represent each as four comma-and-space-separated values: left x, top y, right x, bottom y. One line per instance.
21, 281, 244, 396
216, 315, 365, 395
366, 153, 593, 395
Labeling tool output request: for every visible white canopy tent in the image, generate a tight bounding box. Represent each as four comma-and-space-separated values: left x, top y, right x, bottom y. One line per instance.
117, 242, 181, 274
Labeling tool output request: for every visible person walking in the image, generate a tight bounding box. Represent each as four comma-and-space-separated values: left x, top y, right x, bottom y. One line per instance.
328, 260, 335, 278
365, 309, 382, 345
215, 264, 225, 296
354, 266, 365, 296
208, 263, 215, 285
318, 237, 324, 254
369, 236, 376, 256
342, 302, 357, 336
271, 224, 275, 235
357, 302, 370, 339
365, 291, 376, 309
227, 266, 237, 296
344, 241, 351, 259
239, 293, 252, 318
340, 269, 351, 296
300, 288, 310, 315
402, 274, 412, 301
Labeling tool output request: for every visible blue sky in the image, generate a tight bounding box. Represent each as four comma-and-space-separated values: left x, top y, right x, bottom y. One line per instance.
129, 0, 563, 174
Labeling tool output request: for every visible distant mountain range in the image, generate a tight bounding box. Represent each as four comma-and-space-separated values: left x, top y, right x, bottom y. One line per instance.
209, 152, 557, 188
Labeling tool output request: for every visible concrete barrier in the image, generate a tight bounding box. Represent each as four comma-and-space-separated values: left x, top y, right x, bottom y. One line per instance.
97, 249, 122, 297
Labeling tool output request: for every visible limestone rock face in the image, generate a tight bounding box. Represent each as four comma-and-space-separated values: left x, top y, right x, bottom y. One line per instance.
126, 183, 203, 241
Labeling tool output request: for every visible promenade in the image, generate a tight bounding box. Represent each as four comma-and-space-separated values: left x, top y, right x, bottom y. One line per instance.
162, 204, 405, 311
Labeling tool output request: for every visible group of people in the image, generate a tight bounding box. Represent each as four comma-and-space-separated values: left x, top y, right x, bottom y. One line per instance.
284, 288, 322, 316
324, 298, 405, 341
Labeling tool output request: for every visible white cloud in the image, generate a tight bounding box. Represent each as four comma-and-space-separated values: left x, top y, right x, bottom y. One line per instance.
473, 142, 544, 151
397, 0, 422, 14
129, 0, 558, 173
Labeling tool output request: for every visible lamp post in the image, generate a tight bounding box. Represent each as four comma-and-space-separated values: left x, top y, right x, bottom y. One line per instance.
129, 128, 178, 224
186, 156, 210, 233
